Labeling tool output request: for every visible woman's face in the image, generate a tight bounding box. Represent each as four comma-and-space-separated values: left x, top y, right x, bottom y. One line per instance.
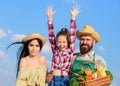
28, 39, 40, 57
56, 35, 68, 52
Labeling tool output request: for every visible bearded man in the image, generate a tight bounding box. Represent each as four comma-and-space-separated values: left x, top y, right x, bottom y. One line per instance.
70, 25, 107, 86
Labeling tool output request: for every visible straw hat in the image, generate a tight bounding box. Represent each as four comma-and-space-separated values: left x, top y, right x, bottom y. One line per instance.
76, 25, 100, 43
22, 33, 46, 46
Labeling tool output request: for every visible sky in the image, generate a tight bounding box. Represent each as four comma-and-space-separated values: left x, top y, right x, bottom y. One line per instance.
0, 0, 120, 86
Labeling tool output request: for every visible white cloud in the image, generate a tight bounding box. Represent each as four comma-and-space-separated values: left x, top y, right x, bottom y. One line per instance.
7, 29, 14, 34
0, 50, 6, 59
110, 83, 118, 86
0, 50, 10, 65
74, 48, 79, 53
0, 83, 6, 86
47, 60, 51, 68
114, 73, 120, 79
66, 0, 77, 5
10, 34, 26, 42
41, 41, 52, 54
47, 60, 51, 65
97, 45, 106, 52
0, 28, 7, 38
46, 60, 52, 71
0, 69, 15, 86
0, 44, 3, 48
0, 69, 14, 77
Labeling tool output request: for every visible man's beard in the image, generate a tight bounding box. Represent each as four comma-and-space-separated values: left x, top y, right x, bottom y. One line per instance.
80, 44, 93, 55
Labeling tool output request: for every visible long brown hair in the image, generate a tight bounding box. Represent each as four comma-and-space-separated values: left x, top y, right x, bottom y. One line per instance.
7, 38, 43, 77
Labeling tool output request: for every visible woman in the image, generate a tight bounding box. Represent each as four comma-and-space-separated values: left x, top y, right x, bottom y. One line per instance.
8, 33, 47, 86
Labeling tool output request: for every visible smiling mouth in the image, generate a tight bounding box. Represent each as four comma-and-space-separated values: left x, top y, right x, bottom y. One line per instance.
81, 45, 88, 49
82, 44, 87, 46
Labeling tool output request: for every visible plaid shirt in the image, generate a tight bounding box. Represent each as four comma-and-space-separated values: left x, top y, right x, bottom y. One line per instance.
48, 20, 76, 76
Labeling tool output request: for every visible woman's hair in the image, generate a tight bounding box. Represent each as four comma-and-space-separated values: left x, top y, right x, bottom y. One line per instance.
7, 38, 43, 77
56, 28, 70, 48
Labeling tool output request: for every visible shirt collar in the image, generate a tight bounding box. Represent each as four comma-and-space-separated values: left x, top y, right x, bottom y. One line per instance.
79, 50, 95, 57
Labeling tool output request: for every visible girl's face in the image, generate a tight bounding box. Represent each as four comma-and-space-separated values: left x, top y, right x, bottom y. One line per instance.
28, 39, 40, 57
56, 35, 68, 52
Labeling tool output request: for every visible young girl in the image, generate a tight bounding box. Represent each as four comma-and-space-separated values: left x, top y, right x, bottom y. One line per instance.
46, 6, 80, 86
8, 33, 47, 86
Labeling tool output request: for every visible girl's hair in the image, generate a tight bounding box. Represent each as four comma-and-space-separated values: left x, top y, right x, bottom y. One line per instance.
56, 28, 70, 48
7, 38, 43, 77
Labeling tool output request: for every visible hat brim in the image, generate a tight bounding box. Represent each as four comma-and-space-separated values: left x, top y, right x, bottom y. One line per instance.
22, 33, 46, 46
76, 30, 100, 43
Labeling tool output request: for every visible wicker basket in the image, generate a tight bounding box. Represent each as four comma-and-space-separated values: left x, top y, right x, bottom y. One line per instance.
79, 62, 111, 86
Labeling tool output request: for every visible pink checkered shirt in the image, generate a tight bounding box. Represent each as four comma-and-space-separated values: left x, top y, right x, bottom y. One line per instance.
48, 20, 76, 76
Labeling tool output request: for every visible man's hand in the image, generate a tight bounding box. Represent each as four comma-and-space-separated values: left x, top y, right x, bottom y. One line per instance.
46, 72, 53, 83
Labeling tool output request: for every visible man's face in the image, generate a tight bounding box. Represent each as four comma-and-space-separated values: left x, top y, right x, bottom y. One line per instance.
79, 35, 95, 55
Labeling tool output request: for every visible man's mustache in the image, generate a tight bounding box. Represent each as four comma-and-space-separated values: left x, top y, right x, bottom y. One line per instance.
81, 44, 88, 47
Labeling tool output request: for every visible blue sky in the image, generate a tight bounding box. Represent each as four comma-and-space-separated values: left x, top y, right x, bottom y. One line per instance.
0, 0, 120, 86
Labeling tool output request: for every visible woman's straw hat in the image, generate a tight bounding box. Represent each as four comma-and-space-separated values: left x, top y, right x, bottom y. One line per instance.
22, 33, 46, 46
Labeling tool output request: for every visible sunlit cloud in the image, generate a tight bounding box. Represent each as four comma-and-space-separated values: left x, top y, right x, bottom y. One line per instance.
0, 69, 15, 86
0, 83, 6, 86
74, 48, 79, 53
97, 45, 106, 52
47, 60, 51, 65
114, 73, 120, 79
47, 60, 51, 66
7, 29, 14, 34
66, 0, 78, 5
0, 50, 6, 59
0, 69, 14, 77
110, 72, 120, 86
0, 28, 7, 38
97, 46, 106, 52
10, 34, 26, 42
0, 50, 10, 65
0, 44, 3, 48
110, 83, 118, 86
46, 60, 52, 71
41, 41, 52, 54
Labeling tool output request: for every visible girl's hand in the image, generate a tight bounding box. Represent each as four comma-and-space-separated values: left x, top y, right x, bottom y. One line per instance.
46, 6, 56, 20
70, 5, 80, 20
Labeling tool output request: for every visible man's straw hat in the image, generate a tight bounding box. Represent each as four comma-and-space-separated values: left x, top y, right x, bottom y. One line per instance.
76, 25, 100, 43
